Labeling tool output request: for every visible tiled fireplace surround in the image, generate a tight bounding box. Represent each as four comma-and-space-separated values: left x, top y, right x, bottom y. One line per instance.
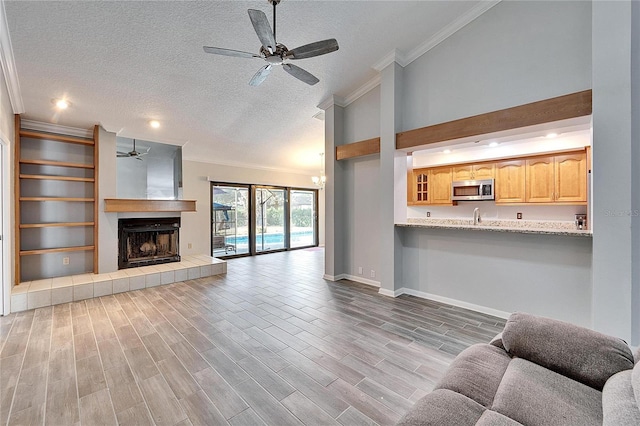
11, 212, 227, 313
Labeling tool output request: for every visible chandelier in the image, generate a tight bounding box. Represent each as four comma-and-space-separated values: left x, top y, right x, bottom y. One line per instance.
311, 153, 326, 189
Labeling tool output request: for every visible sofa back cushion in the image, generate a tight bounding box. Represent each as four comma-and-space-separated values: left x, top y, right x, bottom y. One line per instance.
502, 312, 634, 390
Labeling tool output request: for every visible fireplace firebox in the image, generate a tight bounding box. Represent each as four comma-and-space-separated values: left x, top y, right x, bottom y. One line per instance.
118, 217, 180, 269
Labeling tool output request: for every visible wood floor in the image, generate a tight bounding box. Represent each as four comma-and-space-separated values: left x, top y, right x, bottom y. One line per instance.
0, 248, 506, 426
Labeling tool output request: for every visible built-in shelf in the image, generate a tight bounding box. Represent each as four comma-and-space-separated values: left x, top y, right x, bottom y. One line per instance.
15, 116, 99, 284
20, 245, 95, 256
20, 197, 95, 202
20, 222, 95, 229
104, 198, 197, 212
20, 174, 95, 182
20, 129, 94, 146
20, 159, 94, 169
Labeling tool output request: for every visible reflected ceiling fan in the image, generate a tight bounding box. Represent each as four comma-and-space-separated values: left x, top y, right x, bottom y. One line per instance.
203, 0, 339, 86
117, 139, 149, 161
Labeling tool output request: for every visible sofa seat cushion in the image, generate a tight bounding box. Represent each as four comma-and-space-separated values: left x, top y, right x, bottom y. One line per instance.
434, 343, 511, 408
396, 389, 485, 426
602, 369, 640, 425
502, 312, 634, 390
475, 410, 523, 425
492, 358, 602, 426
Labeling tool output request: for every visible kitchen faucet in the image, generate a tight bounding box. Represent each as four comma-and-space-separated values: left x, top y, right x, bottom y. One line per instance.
473, 207, 481, 225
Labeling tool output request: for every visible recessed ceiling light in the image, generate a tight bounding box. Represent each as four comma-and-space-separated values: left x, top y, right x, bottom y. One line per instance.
149, 120, 160, 129
443, 149, 452, 154
53, 99, 70, 109
546, 132, 559, 138
489, 142, 499, 147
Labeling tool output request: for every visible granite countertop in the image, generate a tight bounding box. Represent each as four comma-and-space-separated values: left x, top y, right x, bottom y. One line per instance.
397, 218, 593, 237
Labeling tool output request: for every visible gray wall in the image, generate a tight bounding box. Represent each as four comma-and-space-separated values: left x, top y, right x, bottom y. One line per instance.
341, 87, 382, 283
334, 0, 597, 324
400, 228, 593, 326
1, 64, 15, 313
402, 0, 592, 131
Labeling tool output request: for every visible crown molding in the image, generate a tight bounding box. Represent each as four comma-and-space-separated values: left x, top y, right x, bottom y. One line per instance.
21, 119, 93, 139
317, 95, 346, 111
372, 49, 408, 72
0, 1, 24, 113
343, 74, 381, 107
404, 0, 501, 65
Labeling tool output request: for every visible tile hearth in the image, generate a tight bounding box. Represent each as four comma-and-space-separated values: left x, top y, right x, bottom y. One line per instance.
11, 255, 226, 313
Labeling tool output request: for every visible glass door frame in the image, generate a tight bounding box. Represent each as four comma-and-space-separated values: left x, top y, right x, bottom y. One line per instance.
210, 182, 319, 259
252, 185, 289, 255
210, 182, 253, 259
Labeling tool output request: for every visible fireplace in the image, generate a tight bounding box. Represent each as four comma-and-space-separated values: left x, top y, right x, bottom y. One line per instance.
118, 217, 180, 269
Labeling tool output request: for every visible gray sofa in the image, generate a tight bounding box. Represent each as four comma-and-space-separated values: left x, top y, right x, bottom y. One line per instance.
398, 312, 640, 426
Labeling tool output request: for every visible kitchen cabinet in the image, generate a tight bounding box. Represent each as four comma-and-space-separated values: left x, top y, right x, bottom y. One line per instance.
526, 152, 587, 204
452, 163, 495, 181
495, 160, 526, 203
410, 167, 453, 205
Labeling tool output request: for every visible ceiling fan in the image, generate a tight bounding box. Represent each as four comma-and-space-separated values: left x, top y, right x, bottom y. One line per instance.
203, 0, 339, 86
117, 139, 149, 160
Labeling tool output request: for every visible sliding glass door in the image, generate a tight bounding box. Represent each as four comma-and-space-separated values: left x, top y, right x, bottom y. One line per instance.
211, 182, 317, 258
255, 187, 287, 253
290, 190, 316, 248
211, 184, 250, 256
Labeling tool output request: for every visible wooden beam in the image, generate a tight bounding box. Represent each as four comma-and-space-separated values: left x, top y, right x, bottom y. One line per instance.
336, 137, 380, 161
14, 114, 21, 285
104, 199, 197, 212
396, 90, 592, 150
93, 125, 100, 274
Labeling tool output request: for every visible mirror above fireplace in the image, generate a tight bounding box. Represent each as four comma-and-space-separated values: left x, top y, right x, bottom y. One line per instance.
116, 137, 183, 200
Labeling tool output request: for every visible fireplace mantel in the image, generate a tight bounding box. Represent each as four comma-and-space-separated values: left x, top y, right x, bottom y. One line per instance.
104, 198, 196, 212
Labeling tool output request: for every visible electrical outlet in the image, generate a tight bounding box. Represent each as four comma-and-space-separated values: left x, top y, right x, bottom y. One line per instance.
358, 266, 363, 275
188, 243, 192, 249
370, 270, 375, 278
517, 213, 523, 220
426, 212, 431, 217
62, 257, 70, 265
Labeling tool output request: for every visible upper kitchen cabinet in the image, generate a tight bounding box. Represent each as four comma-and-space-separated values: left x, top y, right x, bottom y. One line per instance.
409, 167, 453, 205
555, 153, 587, 202
452, 163, 495, 181
525, 151, 587, 204
495, 160, 526, 203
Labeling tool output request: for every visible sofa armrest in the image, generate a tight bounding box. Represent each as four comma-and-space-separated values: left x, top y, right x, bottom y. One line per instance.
502, 312, 634, 390
489, 332, 505, 350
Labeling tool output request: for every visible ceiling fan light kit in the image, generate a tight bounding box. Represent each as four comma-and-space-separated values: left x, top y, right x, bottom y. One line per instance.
203, 0, 339, 86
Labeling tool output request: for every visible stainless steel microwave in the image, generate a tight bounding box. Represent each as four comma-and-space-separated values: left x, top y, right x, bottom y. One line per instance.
451, 179, 495, 201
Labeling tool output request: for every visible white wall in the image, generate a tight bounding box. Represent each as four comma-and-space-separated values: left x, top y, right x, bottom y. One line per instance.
180, 160, 323, 257
0, 63, 14, 314
402, 0, 592, 131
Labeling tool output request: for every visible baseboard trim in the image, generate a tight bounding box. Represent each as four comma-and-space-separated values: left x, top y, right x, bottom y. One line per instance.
378, 288, 404, 298
323, 274, 345, 282
342, 274, 380, 288
324, 273, 380, 288
400, 288, 511, 319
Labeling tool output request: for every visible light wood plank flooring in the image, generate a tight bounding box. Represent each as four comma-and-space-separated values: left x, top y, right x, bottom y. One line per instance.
0, 248, 506, 425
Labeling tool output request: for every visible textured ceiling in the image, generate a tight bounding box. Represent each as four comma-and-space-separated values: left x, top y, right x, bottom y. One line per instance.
5, 0, 481, 173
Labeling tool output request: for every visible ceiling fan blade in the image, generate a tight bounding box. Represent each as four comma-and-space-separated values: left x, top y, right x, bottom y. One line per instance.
249, 64, 272, 87
203, 46, 260, 59
282, 64, 319, 86
116, 153, 129, 158
248, 9, 276, 53
288, 39, 339, 60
